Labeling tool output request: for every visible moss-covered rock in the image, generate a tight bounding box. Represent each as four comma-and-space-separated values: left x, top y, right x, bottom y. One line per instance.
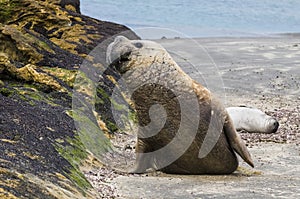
0, 0, 139, 198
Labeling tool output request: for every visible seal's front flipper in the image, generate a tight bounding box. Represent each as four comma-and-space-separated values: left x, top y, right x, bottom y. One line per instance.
128, 152, 154, 174
224, 115, 254, 168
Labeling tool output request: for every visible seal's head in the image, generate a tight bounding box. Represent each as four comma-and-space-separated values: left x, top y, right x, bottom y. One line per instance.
262, 114, 279, 133
244, 108, 279, 133
106, 36, 169, 73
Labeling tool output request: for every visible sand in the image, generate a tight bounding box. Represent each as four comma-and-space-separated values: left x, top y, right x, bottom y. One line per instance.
85, 35, 300, 199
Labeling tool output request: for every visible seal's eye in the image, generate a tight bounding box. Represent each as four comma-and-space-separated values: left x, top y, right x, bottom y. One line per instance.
134, 42, 143, 48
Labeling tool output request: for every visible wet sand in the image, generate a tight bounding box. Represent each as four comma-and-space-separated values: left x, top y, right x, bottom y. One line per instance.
113, 143, 300, 199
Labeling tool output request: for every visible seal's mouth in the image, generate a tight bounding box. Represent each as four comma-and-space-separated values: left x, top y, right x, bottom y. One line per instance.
106, 36, 134, 73
108, 51, 132, 73
266, 118, 279, 133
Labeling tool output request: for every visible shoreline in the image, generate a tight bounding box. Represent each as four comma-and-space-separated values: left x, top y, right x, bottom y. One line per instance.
128, 24, 300, 40
150, 32, 300, 40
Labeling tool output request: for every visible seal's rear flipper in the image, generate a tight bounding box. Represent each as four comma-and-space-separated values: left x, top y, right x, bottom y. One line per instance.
224, 115, 254, 168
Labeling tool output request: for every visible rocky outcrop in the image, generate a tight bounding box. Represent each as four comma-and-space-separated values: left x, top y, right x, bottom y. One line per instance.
0, 0, 139, 198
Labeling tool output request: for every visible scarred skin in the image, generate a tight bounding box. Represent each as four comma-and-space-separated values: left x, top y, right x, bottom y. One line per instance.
107, 36, 254, 174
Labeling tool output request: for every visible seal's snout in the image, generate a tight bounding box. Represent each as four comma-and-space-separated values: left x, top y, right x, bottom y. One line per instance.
271, 120, 279, 133
106, 36, 131, 65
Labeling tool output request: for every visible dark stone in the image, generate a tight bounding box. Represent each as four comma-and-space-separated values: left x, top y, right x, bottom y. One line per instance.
0, 0, 140, 197
60, 0, 81, 13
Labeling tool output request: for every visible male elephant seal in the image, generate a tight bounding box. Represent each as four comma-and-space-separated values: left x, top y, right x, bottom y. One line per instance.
226, 107, 279, 133
107, 36, 254, 174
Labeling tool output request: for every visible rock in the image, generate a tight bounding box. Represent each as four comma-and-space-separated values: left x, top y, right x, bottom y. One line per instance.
60, 0, 81, 13
0, 0, 139, 198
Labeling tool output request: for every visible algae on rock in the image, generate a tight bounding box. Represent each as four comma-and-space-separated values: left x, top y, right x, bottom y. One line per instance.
0, 0, 139, 198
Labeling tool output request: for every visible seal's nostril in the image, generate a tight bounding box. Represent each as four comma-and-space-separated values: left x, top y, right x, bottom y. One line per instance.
115, 35, 128, 43
134, 42, 143, 48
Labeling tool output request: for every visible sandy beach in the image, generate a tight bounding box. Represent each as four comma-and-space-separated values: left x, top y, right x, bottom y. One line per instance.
157, 35, 300, 100
157, 35, 300, 143
86, 35, 300, 198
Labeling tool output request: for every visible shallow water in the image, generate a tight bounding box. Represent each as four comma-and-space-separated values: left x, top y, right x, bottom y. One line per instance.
81, 0, 300, 38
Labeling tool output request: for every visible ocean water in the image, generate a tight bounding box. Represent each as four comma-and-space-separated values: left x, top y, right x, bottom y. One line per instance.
81, 0, 300, 38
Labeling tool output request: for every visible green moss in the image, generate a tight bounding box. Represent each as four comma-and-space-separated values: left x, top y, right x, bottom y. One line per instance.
111, 98, 128, 111
0, 0, 21, 24
16, 86, 58, 106
64, 136, 88, 167
128, 109, 137, 123
0, 87, 14, 97
41, 67, 77, 88
75, 73, 117, 134
96, 86, 127, 112
36, 40, 54, 53
22, 33, 54, 54
71, 109, 112, 158
2, 82, 68, 107
73, 70, 96, 99
96, 86, 138, 132
96, 87, 110, 100
55, 135, 92, 191
67, 168, 91, 193
95, 95, 104, 105
106, 121, 118, 132
22, 89, 43, 101
0, 80, 4, 87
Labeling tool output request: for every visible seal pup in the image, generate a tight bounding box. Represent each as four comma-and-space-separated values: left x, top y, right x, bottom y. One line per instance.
107, 36, 254, 174
226, 107, 279, 133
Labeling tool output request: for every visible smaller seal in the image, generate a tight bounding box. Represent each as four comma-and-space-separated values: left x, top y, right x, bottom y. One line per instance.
226, 107, 279, 133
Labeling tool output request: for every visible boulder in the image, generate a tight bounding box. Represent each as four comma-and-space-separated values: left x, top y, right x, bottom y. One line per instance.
0, 0, 139, 198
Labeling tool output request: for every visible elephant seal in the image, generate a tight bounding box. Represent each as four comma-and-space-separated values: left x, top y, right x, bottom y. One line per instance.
226, 107, 279, 133
107, 36, 254, 174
